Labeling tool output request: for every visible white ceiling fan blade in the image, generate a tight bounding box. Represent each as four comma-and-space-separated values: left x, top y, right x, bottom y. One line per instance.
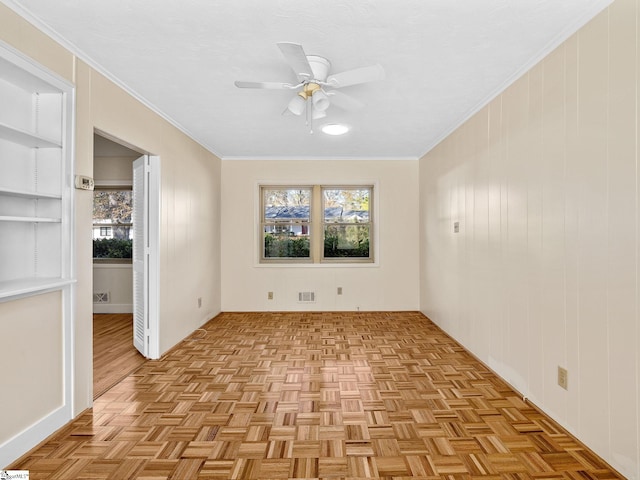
327, 90, 365, 111
327, 64, 385, 88
234, 81, 292, 89
277, 42, 313, 80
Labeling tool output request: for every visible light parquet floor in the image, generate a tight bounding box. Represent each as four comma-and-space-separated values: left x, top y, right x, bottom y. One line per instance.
12, 311, 621, 479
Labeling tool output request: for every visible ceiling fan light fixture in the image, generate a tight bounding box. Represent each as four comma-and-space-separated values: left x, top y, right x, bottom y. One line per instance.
287, 94, 306, 115
312, 109, 327, 120
235, 43, 385, 132
322, 124, 350, 136
312, 89, 330, 111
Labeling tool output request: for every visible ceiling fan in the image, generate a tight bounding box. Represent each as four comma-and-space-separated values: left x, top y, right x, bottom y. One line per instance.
234, 42, 385, 132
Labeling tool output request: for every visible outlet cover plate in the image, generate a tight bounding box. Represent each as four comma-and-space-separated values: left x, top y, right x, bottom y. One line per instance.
557, 366, 568, 390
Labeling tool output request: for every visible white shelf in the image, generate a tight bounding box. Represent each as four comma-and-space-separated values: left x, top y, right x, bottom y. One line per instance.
0, 122, 61, 148
0, 277, 75, 301
0, 55, 62, 94
0, 215, 61, 223
0, 42, 73, 296
0, 187, 61, 200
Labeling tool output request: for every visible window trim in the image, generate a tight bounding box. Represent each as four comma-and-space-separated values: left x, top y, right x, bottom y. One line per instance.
260, 185, 313, 263
321, 185, 374, 264
258, 183, 377, 265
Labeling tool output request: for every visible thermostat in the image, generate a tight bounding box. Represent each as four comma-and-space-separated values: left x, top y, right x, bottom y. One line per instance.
75, 175, 95, 190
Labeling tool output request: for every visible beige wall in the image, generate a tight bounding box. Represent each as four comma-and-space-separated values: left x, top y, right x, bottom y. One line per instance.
0, 292, 63, 446
221, 160, 420, 311
94, 155, 136, 185
87, 70, 223, 370
93, 264, 133, 313
419, 0, 638, 477
0, 2, 221, 465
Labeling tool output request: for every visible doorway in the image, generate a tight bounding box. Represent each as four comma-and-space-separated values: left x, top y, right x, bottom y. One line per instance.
92, 133, 159, 397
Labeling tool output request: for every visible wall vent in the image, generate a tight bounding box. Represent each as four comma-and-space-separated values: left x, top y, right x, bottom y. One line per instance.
298, 291, 316, 303
93, 292, 110, 303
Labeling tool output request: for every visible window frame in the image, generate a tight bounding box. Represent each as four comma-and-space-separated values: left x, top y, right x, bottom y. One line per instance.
258, 184, 375, 265
260, 185, 313, 264
321, 185, 374, 264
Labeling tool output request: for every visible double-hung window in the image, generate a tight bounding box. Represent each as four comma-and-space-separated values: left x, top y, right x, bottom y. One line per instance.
261, 187, 312, 261
322, 187, 371, 260
260, 185, 373, 263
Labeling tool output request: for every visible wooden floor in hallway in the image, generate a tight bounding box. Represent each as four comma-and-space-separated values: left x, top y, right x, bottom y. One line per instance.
11, 311, 621, 479
93, 313, 146, 399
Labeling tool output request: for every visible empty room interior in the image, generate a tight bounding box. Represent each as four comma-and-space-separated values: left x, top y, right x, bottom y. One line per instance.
0, 0, 639, 478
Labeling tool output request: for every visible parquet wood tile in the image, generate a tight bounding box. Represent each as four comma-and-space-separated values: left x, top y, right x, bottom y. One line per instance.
10, 311, 623, 479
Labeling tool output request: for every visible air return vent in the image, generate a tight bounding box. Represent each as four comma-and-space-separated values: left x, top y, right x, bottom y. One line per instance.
93, 292, 110, 303
298, 291, 316, 303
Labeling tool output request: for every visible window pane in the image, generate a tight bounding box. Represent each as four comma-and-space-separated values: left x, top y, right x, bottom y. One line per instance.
263, 188, 311, 222
323, 188, 369, 223
324, 224, 370, 258
93, 190, 133, 224
93, 190, 133, 259
264, 226, 310, 258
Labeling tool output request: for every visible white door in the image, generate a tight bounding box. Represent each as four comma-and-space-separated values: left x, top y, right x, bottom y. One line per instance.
132, 155, 160, 359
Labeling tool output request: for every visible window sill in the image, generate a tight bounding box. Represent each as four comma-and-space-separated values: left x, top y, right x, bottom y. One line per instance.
93, 258, 132, 265
255, 261, 379, 268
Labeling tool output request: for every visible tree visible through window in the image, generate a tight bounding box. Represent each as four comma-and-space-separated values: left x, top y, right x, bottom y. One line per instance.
323, 187, 371, 259
93, 189, 133, 260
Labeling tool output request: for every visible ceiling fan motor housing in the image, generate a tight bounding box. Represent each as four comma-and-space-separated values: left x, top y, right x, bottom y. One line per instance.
306, 55, 331, 82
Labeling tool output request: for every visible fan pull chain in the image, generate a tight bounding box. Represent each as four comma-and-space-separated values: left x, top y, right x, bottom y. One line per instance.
307, 97, 313, 134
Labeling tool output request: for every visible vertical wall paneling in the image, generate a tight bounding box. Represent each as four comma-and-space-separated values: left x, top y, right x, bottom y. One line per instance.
527, 65, 545, 405
419, 1, 639, 476
575, 11, 611, 457
562, 32, 583, 435
540, 45, 568, 422
637, 4, 640, 480
487, 99, 507, 376
504, 75, 530, 395
607, 0, 639, 473
472, 107, 491, 361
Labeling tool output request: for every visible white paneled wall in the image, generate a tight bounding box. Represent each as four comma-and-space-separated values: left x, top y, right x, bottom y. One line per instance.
419, 0, 639, 477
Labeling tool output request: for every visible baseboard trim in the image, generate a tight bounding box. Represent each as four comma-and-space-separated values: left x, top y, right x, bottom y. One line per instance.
93, 303, 133, 314
0, 404, 71, 468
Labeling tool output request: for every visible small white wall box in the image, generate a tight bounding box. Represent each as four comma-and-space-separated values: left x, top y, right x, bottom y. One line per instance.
75, 175, 94, 190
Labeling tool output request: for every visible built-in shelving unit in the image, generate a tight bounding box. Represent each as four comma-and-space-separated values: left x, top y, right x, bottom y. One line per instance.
0, 121, 63, 148
0, 43, 74, 300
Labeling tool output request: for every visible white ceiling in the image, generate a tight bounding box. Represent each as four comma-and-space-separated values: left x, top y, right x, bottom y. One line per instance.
3, 0, 612, 160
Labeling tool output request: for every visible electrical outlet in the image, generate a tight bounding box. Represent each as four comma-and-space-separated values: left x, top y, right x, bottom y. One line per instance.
268, 291, 273, 300
557, 366, 568, 390
337, 287, 343, 295
197, 297, 202, 308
